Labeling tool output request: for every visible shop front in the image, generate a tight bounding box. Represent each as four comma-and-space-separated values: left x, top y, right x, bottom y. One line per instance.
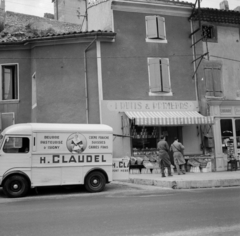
210, 100, 240, 171
102, 100, 214, 173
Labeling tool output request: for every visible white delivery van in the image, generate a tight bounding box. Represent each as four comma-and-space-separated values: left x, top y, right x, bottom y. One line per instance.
0, 123, 113, 198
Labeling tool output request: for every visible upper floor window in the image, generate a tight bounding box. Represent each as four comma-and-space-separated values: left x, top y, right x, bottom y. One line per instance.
148, 58, 172, 96
145, 16, 167, 43
202, 25, 217, 42
1, 64, 18, 101
204, 62, 222, 97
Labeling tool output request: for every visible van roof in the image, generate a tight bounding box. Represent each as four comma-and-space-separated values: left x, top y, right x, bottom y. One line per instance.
2, 123, 113, 135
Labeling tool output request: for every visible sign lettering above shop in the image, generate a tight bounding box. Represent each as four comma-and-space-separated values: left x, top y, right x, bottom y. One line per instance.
106, 100, 198, 111
220, 107, 232, 115
235, 107, 240, 115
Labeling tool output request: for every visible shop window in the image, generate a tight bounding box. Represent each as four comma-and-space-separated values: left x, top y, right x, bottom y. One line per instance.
202, 25, 217, 42
148, 58, 172, 96
0, 64, 18, 101
3, 137, 29, 153
204, 62, 222, 97
220, 119, 234, 154
131, 126, 158, 154
145, 16, 167, 43
235, 120, 240, 158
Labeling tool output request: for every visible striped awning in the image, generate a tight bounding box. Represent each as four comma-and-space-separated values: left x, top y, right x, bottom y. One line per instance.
125, 111, 214, 126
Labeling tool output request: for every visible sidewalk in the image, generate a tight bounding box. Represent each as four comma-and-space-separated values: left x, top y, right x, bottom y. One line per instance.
125, 171, 240, 189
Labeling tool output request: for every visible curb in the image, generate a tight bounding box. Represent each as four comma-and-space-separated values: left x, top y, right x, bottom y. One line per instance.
128, 178, 240, 189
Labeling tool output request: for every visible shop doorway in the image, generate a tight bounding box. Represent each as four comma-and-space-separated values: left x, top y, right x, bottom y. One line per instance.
161, 126, 183, 165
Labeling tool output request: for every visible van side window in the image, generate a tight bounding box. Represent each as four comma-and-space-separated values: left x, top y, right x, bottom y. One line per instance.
3, 137, 29, 153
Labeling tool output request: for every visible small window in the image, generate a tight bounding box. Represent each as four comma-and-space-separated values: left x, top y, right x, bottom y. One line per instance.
146, 16, 167, 43
148, 58, 172, 95
1, 64, 18, 100
202, 25, 217, 42
204, 62, 222, 97
3, 137, 29, 153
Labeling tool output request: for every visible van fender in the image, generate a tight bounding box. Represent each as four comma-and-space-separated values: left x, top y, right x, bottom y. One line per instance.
1, 169, 31, 186
84, 167, 109, 183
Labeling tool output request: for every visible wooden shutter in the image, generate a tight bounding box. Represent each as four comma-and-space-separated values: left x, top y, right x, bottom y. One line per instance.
149, 58, 161, 92
146, 16, 158, 39
212, 67, 222, 97
161, 58, 170, 92
204, 62, 222, 97
204, 68, 214, 96
157, 17, 166, 40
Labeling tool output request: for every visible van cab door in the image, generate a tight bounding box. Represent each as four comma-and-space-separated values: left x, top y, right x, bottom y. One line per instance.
0, 136, 31, 177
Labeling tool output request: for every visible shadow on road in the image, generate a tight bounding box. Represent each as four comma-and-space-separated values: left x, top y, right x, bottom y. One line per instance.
0, 182, 137, 199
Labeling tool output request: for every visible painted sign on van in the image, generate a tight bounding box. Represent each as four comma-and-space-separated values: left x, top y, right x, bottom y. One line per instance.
32, 154, 112, 167
36, 133, 112, 153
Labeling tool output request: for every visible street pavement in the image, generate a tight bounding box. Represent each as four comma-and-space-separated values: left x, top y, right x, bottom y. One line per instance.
0, 183, 239, 236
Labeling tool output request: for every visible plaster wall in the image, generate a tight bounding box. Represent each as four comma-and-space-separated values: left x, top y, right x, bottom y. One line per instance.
0, 49, 32, 124
203, 25, 240, 100
54, 0, 85, 26
182, 125, 202, 154
32, 42, 100, 124
88, 0, 113, 31
101, 11, 196, 101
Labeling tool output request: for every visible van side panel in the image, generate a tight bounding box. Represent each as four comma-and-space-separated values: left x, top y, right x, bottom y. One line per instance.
31, 132, 112, 187
31, 166, 61, 186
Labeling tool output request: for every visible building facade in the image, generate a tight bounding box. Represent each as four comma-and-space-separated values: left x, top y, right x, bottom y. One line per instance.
0, 31, 115, 130
87, 0, 214, 170
191, 3, 240, 171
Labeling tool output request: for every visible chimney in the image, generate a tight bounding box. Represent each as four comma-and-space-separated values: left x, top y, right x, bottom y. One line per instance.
0, 0, 5, 32
220, 0, 229, 10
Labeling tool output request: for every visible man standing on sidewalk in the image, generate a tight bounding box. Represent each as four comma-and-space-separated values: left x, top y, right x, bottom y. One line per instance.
157, 135, 172, 177
170, 137, 186, 175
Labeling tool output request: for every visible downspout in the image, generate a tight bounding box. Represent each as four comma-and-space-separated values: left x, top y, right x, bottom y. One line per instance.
84, 36, 97, 124
56, 0, 59, 20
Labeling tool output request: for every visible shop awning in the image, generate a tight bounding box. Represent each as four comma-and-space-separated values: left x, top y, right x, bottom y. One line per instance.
125, 111, 214, 126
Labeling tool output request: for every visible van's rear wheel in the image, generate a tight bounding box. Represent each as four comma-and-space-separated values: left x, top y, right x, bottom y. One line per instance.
3, 175, 29, 198
85, 171, 106, 193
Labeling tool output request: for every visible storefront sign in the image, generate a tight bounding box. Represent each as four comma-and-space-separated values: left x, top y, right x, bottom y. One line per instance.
220, 107, 232, 115
112, 157, 130, 180
235, 107, 240, 115
106, 100, 198, 111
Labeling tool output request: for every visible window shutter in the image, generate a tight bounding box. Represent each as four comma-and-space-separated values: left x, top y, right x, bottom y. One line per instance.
157, 17, 166, 40
160, 58, 170, 92
204, 61, 222, 97
149, 58, 161, 92
212, 67, 222, 97
204, 68, 214, 96
146, 16, 158, 39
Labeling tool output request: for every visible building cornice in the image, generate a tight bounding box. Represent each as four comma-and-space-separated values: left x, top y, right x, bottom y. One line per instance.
111, 0, 192, 17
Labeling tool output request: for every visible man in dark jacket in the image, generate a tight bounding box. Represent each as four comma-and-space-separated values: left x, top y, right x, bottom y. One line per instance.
157, 135, 172, 177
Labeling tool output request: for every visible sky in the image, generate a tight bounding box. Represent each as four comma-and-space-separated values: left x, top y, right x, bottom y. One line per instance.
4, 0, 240, 17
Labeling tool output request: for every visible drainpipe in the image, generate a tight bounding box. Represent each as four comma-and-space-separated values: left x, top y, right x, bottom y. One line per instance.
84, 37, 97, 124
55, 0, 59, 20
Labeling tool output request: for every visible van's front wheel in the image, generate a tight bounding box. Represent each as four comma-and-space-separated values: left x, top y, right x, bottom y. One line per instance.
85, 171, 106, 193
3, 175, 29, 198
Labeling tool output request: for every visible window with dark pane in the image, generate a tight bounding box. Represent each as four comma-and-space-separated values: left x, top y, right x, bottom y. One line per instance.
2, 65, 18, 100
202, 25, 214, 39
